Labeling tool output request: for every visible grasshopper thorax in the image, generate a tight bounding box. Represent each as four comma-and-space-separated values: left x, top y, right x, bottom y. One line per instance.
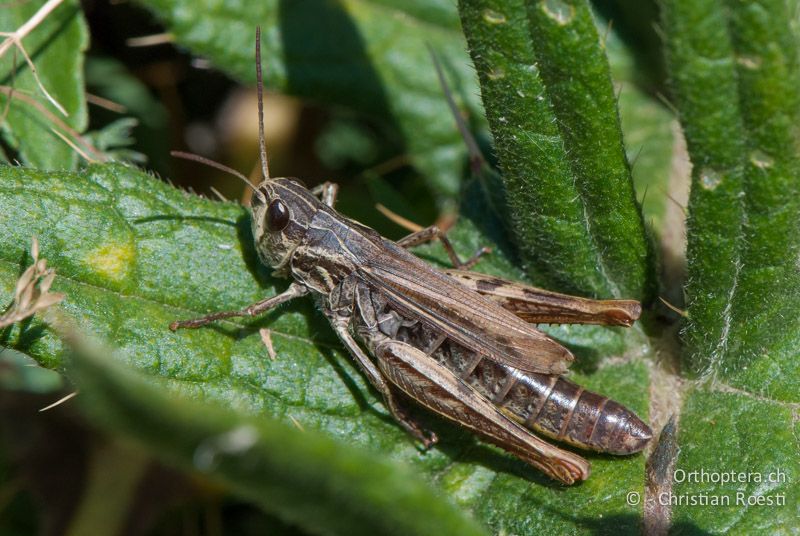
250, 177, 321, 273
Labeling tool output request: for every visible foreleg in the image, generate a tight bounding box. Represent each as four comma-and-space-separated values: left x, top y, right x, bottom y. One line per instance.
169, 283, 307, 330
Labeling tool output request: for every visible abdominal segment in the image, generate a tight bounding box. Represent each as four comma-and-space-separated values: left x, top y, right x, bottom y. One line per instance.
394, 323, 652, 455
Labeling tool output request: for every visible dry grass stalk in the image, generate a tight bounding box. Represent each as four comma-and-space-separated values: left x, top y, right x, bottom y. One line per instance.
0, 237, 65, 329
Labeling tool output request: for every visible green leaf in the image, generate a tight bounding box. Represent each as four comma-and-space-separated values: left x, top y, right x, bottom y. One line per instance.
654, 2, 800, 533
85, 117, 145, 164
662, 0, 800, 399
525, 0, 656, 300
671, 387, 798, 533
602, 23, 675, 240
591, 0, 666, 91
61, 323, 486, 536
457, 0, 655, 301
0, 0, 88, 169
133, 0, 483, 201
0, 163, 651, 534
84, 55, 171, 173
616, 87, 675, 239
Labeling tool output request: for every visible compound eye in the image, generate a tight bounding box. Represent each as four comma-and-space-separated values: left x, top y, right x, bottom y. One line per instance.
266, 199, 290, 231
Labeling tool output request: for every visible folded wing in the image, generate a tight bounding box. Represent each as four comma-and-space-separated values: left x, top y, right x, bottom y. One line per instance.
358, 242, 574, 374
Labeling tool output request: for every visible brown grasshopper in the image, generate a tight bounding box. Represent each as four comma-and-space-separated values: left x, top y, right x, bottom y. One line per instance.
170, 29, 652, 485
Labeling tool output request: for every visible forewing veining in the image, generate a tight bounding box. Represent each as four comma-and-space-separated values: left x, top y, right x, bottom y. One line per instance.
356, 241, 574, 374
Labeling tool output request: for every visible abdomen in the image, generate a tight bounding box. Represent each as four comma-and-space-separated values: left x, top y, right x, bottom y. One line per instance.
395, 323, 652, 455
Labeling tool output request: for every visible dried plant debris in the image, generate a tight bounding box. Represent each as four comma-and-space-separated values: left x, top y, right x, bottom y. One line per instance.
0, 237, 64, 329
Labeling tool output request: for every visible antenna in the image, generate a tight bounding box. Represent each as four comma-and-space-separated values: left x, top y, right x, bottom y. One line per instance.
255, 26, 271, 180
427, 45, 485, 174
170, 150, 266, 203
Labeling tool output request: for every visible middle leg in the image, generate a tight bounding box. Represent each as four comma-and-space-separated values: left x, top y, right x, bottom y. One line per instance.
396, 225, 490, 270
327, 314, 437, 448
311, 181, 339, 207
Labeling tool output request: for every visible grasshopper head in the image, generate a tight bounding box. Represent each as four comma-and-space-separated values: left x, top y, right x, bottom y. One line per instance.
250, 177, 320, 273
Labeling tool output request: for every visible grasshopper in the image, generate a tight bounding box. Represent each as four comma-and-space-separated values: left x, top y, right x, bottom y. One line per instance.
170, 29, 652, 485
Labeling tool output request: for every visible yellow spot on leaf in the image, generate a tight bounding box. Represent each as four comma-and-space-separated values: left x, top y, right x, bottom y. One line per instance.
86, 243, 134, 282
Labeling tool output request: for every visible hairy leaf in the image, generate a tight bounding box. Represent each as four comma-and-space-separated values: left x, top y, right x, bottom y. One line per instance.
671, 387, 798, 533
652, 1, 800, 532
662, 0, 800, 399
458, 0, 655, 301
599, 7, 676, 236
